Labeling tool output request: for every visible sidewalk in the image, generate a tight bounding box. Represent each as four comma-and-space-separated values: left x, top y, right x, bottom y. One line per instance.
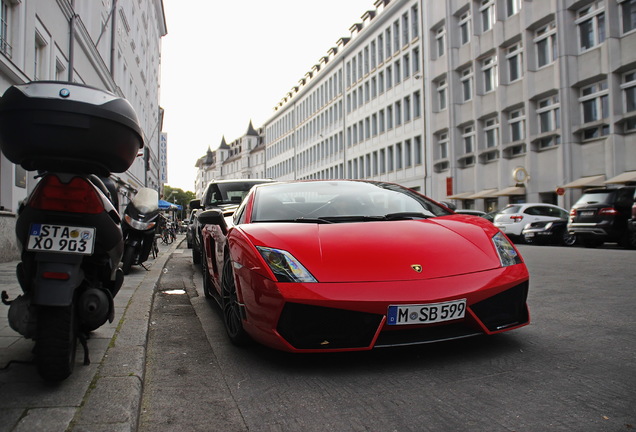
0, 236, 184, 432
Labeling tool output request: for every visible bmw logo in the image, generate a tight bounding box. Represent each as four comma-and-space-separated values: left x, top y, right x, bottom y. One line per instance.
59, 88, 70, 98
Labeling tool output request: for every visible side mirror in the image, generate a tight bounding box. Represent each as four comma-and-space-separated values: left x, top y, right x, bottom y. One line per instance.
197, 209, 228, 234
189, 199, 201, 210
440, 201, 457, 211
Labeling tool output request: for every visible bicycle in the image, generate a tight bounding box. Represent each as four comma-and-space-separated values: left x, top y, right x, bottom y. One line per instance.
161, 227, 173, 245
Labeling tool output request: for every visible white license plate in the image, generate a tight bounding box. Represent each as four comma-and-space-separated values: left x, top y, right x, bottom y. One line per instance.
27, 224, 95, 255
580, 211, 595, 217
387, 299, 467, 325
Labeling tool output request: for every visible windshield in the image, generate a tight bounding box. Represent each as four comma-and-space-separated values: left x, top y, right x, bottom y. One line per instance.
251, 181, 451, 223
205, 181, 271, 206
574, 191, 615, 206
131, 188, 159, 213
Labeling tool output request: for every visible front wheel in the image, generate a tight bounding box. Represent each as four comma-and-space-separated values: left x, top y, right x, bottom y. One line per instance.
35, 305, 77, 381
221, 253, 249, 346
121, 245, 135, 275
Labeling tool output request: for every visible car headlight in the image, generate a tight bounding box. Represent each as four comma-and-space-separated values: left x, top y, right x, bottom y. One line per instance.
492, 232, 522, 267
256, 246, 317, 283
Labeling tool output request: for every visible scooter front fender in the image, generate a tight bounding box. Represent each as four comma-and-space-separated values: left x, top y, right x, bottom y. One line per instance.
32, 253, 83, 306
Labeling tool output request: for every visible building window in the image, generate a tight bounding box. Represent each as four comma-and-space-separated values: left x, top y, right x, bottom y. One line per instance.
506, 0, 522, 17
393, 20, 401, 52
395, 100, 402, 126
387, 105, 394, 129
535, 22, 557, 68
394, 60, 401, 85
402, 12, 410, 45
370, 40, 377, 69
621, 0, 636, 34
436, 78, 448, 111
385, 27, 392, 57
506, 43, 523, 82
404, 96, 411, 122
396, 142, 403, 170
412, 47, 420, 74
372, 113, 378, 136
379, 109, 385, 133
460, 67, 473, 102
482, 56, 497, 93
438, 132, 449, 159
378, 71, 385, 94
411, 5, 420, 39
403, 53, 410, 79
1, 0, 13, 58
483, 117, 499, 148
414, 136, 423, 164
535, 95, 560, 149
413, 91, 421, 118
577, 2, 605, 52
509, 109, 525, 142
387, 146, 394, 172
371, 77, 377, 99
459, 11, 471, 45
580, 81, 608, 123
622, 70, 636, 113
462, 125, 475, 154
480, 0, 495, 33
34, 30, 48, 81
405, 139, 413, 167
435, 25, 445, 58
378, 34, 384, 63
364, 46, 370, 75
386, 65, 393, 90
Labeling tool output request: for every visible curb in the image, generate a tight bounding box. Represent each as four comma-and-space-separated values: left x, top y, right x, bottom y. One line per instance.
70, 238, 183, 431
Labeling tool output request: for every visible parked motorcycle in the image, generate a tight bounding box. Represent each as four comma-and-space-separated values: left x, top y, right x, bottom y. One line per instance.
121, 187, 160, 274
0, 81, 143, 381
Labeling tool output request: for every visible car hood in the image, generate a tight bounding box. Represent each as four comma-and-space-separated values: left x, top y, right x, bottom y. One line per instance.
238, 217, 503, 282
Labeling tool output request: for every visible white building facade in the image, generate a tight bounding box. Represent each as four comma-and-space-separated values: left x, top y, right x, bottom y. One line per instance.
196, 0, 636, 212
0, 0, 167, 261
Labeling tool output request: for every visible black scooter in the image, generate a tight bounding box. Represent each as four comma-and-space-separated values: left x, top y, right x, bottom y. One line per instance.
121, 187, 160, 274
0, 81, 143, 381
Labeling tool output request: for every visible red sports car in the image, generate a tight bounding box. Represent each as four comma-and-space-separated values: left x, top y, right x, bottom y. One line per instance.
197, 180, 529, 352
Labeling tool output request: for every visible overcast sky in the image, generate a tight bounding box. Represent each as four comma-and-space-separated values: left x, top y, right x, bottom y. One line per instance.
160, 0, 375, 191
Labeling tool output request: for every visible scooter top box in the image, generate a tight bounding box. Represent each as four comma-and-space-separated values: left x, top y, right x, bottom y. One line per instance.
0, 81, 144, 175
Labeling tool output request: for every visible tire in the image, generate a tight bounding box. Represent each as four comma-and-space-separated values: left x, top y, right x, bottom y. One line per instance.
35, 305, 77, 382
201, 252, 214, 299
192, 245, 201, 265
561, 230, 577, 247
121, 245, 135, 275
221, 253, 249, 346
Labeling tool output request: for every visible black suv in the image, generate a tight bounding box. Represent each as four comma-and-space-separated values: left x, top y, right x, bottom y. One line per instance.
190, 179, 273, 264
568, 186, 636, 248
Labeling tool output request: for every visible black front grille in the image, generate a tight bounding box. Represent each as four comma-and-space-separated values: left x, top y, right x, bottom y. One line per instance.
374, 322, 482, 347
277, 303, 383, 350
471, 281, 529, 332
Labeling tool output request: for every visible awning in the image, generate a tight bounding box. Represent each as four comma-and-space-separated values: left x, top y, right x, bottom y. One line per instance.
447, 191, 474, 200
604, 171, 636, 184
493, 186, 526, 196
562, 174, 606, 188
467, 188, 499, 199
158, 199, 183, 210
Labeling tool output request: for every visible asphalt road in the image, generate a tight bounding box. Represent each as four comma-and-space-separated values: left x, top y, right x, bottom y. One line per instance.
139, 243, 636, 432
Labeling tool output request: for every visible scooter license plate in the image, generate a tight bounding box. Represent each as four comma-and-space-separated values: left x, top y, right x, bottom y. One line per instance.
27, 224, 96, 255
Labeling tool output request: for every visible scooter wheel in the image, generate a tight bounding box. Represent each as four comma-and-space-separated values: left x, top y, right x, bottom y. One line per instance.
35, 305, 77, 381
121, 245, 135, 275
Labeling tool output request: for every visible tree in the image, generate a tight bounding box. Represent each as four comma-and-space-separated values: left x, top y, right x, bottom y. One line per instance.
162, 185, 196, 213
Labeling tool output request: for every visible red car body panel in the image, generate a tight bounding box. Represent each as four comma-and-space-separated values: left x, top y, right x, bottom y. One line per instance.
200, 181, 530, 353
